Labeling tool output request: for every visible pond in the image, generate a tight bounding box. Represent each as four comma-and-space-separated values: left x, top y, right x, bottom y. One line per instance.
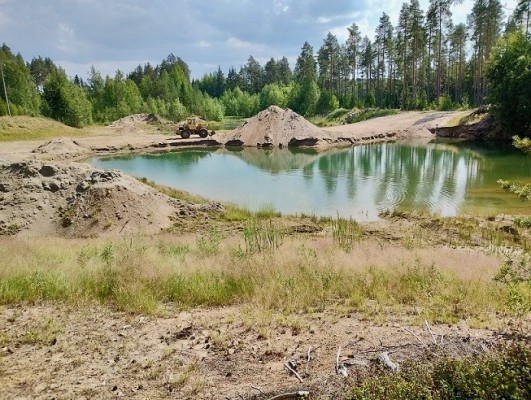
91, 140, 531, 220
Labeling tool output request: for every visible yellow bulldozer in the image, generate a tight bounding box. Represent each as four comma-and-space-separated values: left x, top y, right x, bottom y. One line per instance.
177, 116, 215, 139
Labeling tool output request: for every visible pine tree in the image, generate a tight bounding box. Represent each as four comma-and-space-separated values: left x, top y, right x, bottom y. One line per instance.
294, 42, 316, 83
346, 23, 362, 104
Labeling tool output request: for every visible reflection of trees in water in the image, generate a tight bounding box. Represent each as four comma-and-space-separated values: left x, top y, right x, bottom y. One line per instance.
314, 143, 481, 212
156, 150, 212, 173
110, 150, 212, 175
220, 147, 321, 174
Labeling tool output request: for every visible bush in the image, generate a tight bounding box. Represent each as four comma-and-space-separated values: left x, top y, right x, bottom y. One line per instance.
348, 342, 531, 400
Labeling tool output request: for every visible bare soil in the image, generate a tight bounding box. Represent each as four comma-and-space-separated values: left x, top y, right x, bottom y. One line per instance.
0, 303, 511, 400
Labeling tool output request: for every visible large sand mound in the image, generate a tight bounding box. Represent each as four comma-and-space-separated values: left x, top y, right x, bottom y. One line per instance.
0, 160, 223, 238
108, 113, 162, 134
32, 137, 91, 160
224, 106, 326, 147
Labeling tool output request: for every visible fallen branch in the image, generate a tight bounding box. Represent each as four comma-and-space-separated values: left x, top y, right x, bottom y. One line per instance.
424, 320, 437, 345
266, 391, 310, 400
402, 327, 427, 347
284, 362, 304, 383
336, 346, 348, 377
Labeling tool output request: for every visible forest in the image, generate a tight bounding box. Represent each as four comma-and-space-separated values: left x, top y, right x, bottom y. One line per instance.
0, 0, 529, 136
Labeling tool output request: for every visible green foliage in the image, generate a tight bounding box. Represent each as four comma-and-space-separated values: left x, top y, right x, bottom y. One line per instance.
0, 45, 41, 116
513, 216, 531, 228
436, 95, 458, 111
513, 135, 531, 152
487, 31, 531, 136
315, 90, 340, 115
259, 83, 289, 109
42, 69, 92, 128
345, 108, 399, 124
498, 179, 531, 201
288, 78, 320, 117
220, 87, 259, 117
348, 343, 531, 400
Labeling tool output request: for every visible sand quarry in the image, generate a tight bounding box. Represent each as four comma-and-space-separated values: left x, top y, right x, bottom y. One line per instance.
0, 108, 459, 238
1, 109, 525, 400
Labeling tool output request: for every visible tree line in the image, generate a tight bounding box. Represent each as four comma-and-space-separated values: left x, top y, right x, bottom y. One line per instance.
0, 0, 529, 135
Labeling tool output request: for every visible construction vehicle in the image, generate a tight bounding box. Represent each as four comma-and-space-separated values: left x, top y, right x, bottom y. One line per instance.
177, 116, 215, 139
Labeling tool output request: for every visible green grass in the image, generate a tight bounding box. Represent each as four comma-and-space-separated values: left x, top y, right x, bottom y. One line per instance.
0, 230, 527, 323
331, 214, 364, 252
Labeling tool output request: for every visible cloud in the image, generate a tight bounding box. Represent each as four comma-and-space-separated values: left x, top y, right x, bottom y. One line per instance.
196, 40, 211, 48
57, 23, 77, 54
5, 0, 515, 81
273, 0, 290, 15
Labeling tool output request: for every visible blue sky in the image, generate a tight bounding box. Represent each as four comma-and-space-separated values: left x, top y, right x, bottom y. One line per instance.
0, 0, 517, 80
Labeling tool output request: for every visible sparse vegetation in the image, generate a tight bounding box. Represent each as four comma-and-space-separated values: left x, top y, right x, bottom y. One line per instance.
1, 216, 528, 324
0, 116, 81, 141
310, 107, 400, 127
348, 342, 531, 400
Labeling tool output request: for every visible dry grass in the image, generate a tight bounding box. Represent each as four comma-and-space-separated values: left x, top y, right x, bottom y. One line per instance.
0, 231, 525, 326
445, 109, 489, 127
0, 116, 85, 141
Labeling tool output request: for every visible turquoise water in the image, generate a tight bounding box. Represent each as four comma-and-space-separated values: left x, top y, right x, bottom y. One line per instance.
91, 141, 531, 220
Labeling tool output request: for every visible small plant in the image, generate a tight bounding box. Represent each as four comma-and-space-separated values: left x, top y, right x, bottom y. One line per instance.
196, 226, 223, 256
494, 254, 531, 285
513, 216, 531, 228
100, 243, 115, 266
19, 318, 61, 346
243, 218, 284, 253
7, 223, 19, 234
59, 206, 76, 227
331, 214, 363, 252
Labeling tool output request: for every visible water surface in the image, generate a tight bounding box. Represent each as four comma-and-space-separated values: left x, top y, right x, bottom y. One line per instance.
91, 141, 531, 220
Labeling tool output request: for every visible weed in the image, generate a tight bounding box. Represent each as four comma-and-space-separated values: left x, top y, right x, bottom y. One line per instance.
331, 214, 363, 252
494, 254, 531, 285
513, 216, 531, 228
196, 226, 223, 256
7, 224, 19, 235
59, 206, 76, 227
19, 318, 61, 346
243, 218, 284, 253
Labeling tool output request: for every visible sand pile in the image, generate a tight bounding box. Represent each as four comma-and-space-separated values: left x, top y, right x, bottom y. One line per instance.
224, 106, 326, 148
108, 113, 162, 134
0, 160, 223, 238
32, 137, 91, 160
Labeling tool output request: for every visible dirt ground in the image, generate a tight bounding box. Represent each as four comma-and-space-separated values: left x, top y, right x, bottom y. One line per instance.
0, 111, 526, 399
0, 302, 511, 400
0, 110, 463, 163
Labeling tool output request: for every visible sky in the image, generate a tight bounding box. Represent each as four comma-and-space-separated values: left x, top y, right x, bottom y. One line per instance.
0, 0, 518, 80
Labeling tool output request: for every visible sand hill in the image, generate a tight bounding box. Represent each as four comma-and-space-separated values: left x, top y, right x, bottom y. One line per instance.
224, 106, 326, 147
